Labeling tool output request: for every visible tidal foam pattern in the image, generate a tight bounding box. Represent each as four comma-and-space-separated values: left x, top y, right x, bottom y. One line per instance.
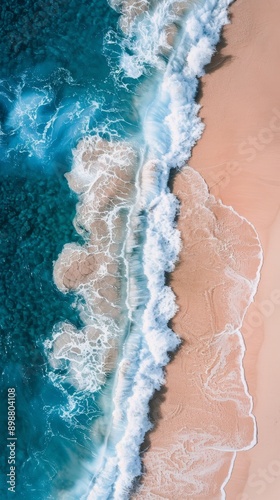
43, 1, 257, 499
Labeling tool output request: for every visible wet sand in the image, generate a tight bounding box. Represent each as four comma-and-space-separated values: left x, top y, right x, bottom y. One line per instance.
135, 167, 261, 499
136, 0, 280, 498
46, 137, 137, 392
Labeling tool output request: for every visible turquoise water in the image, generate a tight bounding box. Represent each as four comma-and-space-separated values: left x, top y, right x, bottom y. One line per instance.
0, 1, 138, 497
0, 0, 233, 497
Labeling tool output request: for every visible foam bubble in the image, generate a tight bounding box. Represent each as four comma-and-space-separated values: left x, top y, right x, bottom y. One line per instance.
45, 0, 260, 498
45, 321, 118, 392
113, 0, 194, 77
45, 136, 138, 399
135, 166, 262, 499
89, 0, 261, 498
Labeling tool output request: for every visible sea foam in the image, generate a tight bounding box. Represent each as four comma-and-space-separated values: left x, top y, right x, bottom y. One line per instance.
45, 0, 237, 498
87, 0, 235, 498
44, 137, 138, 398
134, 167, 262, 499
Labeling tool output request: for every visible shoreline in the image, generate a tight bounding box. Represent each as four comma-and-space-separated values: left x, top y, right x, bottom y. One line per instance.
189, 0, 280, 496
136, 164, 262, 498
136, 0, 280, 497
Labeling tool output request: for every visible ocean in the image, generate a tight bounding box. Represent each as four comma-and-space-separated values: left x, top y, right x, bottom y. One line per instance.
0, 0, 232, 498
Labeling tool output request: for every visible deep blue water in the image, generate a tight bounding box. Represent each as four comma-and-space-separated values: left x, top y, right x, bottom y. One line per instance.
0, 1, 138, 497
0, 0, 236, 497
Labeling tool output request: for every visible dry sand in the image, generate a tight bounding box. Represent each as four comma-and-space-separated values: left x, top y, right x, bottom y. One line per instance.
136, 0, 280, 498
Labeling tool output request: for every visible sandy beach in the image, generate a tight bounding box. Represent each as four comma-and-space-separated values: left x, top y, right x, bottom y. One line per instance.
136, 0, 280, 498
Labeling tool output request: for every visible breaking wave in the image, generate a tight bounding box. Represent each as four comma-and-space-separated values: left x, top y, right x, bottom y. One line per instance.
42, 0, 241, 498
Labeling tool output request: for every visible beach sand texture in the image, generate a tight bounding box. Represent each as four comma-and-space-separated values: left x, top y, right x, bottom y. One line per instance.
136, 0, 280, 498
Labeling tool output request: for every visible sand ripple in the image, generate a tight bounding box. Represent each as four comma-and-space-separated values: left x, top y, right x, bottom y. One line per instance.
135, 167, 262, 498
45, 136, 137, 393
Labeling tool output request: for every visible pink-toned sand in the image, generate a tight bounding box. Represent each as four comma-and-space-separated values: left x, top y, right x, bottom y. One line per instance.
136, 0, 280, 498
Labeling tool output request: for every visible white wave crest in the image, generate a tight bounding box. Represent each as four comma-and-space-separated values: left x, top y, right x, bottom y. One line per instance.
86, 1, 234, 498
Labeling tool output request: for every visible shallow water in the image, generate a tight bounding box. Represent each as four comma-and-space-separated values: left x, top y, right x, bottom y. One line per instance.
0, 1, 135, 498
0, 0, 253, 498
